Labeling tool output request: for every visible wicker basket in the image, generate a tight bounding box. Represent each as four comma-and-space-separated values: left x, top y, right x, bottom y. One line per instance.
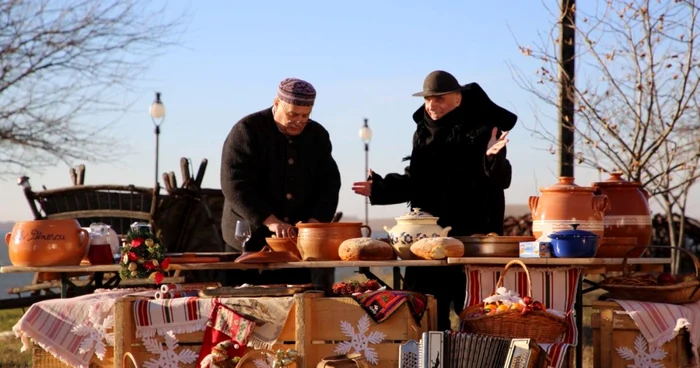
459, 260, 568, 343
599, 245, 700, 304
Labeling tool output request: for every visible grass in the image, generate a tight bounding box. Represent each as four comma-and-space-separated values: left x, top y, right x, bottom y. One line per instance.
0, 308, 31, 368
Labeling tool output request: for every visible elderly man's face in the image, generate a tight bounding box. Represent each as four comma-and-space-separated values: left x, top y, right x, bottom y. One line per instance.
424, 92, 462, 121
273, 98, 313, 136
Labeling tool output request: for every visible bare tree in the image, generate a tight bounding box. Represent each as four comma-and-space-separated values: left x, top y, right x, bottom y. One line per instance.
510, 0, 700, 272
0, 0, 188, 176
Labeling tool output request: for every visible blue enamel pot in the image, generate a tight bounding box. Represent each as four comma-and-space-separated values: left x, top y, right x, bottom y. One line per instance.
548, 224, 600, 258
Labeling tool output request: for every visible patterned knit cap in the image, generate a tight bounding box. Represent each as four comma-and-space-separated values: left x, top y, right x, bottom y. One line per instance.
277, 78, 316, 106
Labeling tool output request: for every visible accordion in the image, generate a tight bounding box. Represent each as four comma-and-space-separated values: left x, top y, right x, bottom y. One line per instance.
399, 331, 546, 368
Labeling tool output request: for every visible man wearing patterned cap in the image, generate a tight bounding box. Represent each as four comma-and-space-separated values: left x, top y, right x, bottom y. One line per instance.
220, 78, 341, 285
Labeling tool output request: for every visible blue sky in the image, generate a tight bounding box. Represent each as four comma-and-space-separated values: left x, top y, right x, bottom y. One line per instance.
1, 0, 697, 222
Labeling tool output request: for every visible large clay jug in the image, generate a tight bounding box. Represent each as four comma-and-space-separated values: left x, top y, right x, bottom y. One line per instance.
592, 172, 653, 248
5, 219, 90, 266
529, 177, 609, 239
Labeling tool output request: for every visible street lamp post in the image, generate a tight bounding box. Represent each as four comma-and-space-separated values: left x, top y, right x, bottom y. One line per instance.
359, 118, 372, 226
149, 92, 166, 187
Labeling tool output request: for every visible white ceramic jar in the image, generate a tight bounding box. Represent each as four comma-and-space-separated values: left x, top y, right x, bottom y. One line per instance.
383, 208, 452, 259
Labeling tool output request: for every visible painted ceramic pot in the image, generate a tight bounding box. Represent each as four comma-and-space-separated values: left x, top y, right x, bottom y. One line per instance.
592, 172, 653, 250
289, 222, 371, 261
529, 177, 609, 239
5, 219, 90, 267
383, 208, 452, 260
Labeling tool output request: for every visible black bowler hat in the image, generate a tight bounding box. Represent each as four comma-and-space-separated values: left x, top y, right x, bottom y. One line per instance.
412, 70, 467, 97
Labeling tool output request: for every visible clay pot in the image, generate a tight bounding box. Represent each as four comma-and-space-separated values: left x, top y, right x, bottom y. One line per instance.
5, 219, 90, 267
592, 172, 653, 250
266, 237, 302, 258
290, 222, 371, 261
529, 177, 609, 239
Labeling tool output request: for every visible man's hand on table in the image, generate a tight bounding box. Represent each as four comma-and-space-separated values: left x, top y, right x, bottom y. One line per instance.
263, 214, 292, 237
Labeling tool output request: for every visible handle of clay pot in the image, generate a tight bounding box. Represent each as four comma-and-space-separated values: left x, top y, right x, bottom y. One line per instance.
78, 228, 90, 249
528, 195, 539, 214
4, 232, 10, 246
592, 194, 609, 213
287, 227, 298, 243
640, 188, 651, 200
360, 225, 372, 237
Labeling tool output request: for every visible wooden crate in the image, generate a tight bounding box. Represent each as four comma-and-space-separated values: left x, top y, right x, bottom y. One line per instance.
114, 292, 436, 367
302, 295, 436, 367
591, 300, 696, 368
33, 345, 113, 368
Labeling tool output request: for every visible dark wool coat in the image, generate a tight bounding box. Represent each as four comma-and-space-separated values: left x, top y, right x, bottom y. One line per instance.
220, 107, 342, 252
369, 82, 517, 330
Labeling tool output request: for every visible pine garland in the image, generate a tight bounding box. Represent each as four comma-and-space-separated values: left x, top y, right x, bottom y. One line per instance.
119, 226, 171, 284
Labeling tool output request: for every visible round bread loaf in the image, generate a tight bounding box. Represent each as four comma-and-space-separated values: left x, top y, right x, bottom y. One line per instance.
410, 237, 465, 260
338, 237, 396, 261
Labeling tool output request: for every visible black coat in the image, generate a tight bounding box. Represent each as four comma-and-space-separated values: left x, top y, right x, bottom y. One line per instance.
369, 83, 517, 330
370, 83, 516, 236
220, 107, 342, 251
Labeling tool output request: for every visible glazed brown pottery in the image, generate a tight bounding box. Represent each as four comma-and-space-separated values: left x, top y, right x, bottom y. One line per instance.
290, 222, 371, 261
597, 237, 646, 271
5, 219, 90, 267
266, 237, 302, 258
529, 177, 609, 239
592, 172, 653, 250
456, 233, 535, 257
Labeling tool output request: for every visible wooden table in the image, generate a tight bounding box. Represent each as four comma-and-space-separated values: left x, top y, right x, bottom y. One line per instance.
0, 260, 449, 298
448, 257, 672, 368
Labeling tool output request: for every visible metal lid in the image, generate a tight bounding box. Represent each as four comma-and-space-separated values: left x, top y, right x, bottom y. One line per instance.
549, 224, 599, 239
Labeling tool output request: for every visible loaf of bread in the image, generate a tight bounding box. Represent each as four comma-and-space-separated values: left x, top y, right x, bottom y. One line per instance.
410, 237, 465, 260
338, 237, 396, 261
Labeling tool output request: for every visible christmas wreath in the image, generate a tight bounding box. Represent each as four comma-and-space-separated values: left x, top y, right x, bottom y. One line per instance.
119, 224, 171, 284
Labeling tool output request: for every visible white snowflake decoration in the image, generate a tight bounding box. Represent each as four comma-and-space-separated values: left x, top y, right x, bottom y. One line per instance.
71, 303, 115, 360
142, 330, 198, 368
334, 314, 386, 365
616, 334, 667, 368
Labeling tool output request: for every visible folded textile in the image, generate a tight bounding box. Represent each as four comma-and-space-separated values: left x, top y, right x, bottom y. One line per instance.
154, 290, 200, 299
196, 302, 254, 367
352, 290, 428, 325
612, 299, 700, 363
133, 296, 294, 350
13, 289, 139, 368
160, 284, 183, 293
217, 296, 294, 350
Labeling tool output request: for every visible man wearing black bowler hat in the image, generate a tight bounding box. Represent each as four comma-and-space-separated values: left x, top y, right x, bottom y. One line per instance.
352, 70, 517, 331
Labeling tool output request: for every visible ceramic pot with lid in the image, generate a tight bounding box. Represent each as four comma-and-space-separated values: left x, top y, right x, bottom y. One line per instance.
549, 224, 600, 258
592, 172, 653, 248
5, 219, 90, 267
383, 208, 452, 260
289, 222, 371, 261
529, 177, 609, 239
